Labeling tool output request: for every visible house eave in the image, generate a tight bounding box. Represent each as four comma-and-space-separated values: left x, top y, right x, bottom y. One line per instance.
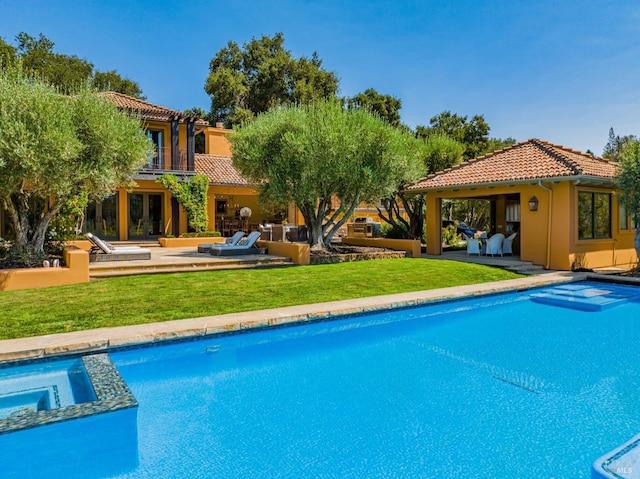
405, 175, 617, 195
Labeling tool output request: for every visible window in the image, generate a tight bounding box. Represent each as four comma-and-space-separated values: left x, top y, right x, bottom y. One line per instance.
83, 194, 118, 239
578, 191, 611, 239
147, 130, 163, 168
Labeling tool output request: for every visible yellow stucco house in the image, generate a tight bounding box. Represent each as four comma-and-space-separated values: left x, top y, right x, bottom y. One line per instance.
406, 139, 638, 271
81, 93, 265, 241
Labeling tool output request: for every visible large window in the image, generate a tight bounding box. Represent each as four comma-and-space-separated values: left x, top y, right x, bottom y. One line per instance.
578, 191, 611, 239
83, 194, 118, 240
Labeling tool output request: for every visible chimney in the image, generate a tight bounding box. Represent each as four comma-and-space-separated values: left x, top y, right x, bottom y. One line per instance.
215, 122, 224, 129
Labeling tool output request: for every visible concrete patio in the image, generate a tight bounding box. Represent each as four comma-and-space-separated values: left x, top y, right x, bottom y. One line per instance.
89, 245, 294, 278
424, 249, 549, 274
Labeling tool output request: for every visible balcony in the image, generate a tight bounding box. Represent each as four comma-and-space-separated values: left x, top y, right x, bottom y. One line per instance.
136, 147, 196, 179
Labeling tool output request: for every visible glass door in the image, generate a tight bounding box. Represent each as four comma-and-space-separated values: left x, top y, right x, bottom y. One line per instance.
101, 195, 118, 238
83, 194, 118, 240
129, 193, 163, 240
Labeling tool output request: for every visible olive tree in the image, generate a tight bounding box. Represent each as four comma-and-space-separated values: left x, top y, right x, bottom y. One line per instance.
231, 100, 424, 249
617, 139, 640, 262
0, 64, 152, 257
378, 134, 465, 240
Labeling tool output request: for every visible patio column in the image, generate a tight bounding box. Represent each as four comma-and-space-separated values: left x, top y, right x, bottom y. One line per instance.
171, 116, 179, 170
425, 195, 442, 255
186, 118, 195, 172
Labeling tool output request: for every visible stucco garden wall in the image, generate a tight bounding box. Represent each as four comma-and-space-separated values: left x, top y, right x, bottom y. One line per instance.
0, 246, 89, 292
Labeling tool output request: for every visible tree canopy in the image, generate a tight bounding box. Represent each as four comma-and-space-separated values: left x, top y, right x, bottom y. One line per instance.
416, 111, 491, 160
603, 127, 638, 161
379, 134, 465, 240
0, 64, 152, 256
347, 88, 403, 128
0, 32, 144, 98
616, 138, 640, 261
93, 70, 145, 98
205, 33, 339, 128
230, 100, 424, 249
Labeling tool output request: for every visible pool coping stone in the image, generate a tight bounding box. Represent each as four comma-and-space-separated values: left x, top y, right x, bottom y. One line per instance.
0, 272, 610, 364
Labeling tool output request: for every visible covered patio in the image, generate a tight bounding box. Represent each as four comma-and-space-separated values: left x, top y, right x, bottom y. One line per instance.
407, 139, 638, 271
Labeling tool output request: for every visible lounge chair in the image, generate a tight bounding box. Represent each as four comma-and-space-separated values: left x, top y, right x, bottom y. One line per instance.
197, 231, 245, 253
210, 231, 262, 256
85, 232, 151, 262
503, 232, 518, 255
485, 233, 505, 257
462, 233, 480, 256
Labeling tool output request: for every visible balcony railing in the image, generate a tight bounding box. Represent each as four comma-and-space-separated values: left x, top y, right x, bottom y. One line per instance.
141, 147, 192, 172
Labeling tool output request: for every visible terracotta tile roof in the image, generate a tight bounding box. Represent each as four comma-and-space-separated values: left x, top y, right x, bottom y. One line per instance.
101, 92, 208, 125
195, 154, 250, 186
406, 138, 618, 191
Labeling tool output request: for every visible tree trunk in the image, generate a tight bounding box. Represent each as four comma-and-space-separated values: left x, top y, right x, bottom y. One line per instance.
309, 219, 325, 250
8, 194, 32, 254
401, 194, 425, 241
323, 196, 359, 248
6, 193, 60, 256
299, 205, 326, 250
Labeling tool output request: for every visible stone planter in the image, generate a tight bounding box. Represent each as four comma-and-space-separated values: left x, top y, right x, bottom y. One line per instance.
0, 246, 89, 291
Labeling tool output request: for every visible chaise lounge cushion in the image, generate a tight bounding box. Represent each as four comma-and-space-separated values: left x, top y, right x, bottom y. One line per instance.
85, 233, 151, 261
209, 231, 262, 256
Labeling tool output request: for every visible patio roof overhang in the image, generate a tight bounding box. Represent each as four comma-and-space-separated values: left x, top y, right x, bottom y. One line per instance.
404, 174, 617, 195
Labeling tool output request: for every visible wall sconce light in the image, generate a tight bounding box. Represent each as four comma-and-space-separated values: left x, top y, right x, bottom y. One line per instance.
528, 196, 539, 212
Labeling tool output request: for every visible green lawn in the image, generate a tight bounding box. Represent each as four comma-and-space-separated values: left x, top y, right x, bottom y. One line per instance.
0, 258, 521, 340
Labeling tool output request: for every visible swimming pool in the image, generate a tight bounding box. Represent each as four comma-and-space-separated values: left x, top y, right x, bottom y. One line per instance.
1, 280, 639, 478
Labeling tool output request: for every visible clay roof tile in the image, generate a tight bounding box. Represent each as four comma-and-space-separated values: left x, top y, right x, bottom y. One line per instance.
406, 138, 617, 190
101, 92, 208, 125
194, 154, 250, 186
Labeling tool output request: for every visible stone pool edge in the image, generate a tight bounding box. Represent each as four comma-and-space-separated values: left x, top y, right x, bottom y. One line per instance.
0, 272, 605, 364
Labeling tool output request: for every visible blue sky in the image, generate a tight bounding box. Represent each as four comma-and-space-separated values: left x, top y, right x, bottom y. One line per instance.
2, 0, 639, 154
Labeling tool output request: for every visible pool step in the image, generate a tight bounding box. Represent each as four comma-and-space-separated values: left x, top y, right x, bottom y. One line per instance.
531, 283, 640, 311
505, 262, 546, 274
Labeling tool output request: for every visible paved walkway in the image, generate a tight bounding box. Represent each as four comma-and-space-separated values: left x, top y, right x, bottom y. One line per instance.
423, 250, 548, 273
0, 271, 587, 363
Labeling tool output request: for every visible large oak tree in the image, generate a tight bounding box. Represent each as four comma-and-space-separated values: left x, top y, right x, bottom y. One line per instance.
205, 33, 339, 128
0, 32, 144, 98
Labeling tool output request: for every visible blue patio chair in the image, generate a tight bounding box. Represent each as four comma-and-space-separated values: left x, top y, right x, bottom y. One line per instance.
210, 231, 262, 256
197, 231, 246, 253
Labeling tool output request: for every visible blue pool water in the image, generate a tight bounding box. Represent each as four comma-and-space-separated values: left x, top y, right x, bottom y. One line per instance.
0, 359, 95, 419
2, 281, 640, 478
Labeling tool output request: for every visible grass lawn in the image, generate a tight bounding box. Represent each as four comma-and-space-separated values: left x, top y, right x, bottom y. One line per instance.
0, 258, 521, 340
